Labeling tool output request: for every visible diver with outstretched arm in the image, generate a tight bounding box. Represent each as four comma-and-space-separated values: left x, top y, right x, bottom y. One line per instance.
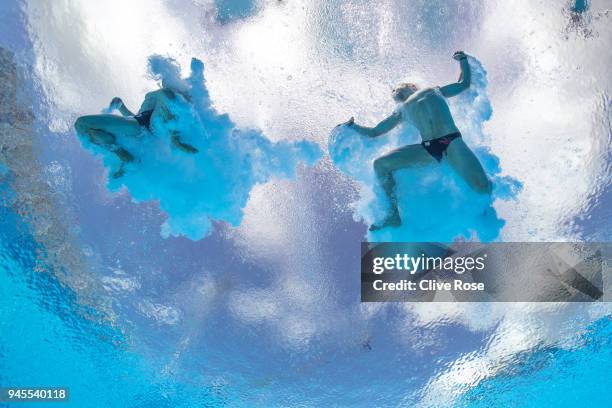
345, 51, 492, 231
75, 88, 198, 179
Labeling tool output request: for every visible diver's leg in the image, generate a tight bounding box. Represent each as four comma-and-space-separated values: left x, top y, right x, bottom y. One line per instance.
171, 131, 198, 154
85, 127, 134, 165
445, 138, 492, 194
75, 114, 141, 140
371, 144, 436, 230
75, 114, 141, 177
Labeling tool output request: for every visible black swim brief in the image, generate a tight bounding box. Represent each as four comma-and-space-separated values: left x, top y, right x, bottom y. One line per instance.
134, 109, 153, 130
421, 132, 461, 162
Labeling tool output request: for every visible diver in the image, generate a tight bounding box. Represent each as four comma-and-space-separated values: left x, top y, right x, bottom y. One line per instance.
345, 51, 492, 230
74, 87, 198, 178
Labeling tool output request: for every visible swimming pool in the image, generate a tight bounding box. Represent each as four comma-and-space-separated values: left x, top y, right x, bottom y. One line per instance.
1, 0, 611, 406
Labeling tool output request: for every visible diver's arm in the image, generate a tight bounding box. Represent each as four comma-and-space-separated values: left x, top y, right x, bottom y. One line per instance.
110, 97, 135, 117
349, 111, 402, 138
440, 51, 471, 98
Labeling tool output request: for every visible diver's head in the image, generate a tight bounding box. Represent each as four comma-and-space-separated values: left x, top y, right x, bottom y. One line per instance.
148, 55, 189, 95
392, 83, 418, 102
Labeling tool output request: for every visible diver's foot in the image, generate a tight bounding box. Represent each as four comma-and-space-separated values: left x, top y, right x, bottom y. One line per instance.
111, 166, 126, 179
113, 147, 134, 163
369, 210, 401, 231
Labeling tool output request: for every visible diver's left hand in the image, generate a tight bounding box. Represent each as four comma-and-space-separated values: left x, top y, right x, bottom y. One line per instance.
453, 51, 468, 61
110, 97, 123, 109
336, 117, 354, 128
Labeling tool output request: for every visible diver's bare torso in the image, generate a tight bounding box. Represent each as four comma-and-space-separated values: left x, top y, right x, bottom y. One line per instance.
400, 87, 459, 141
139, 89, 178, 114
139, 90, 162, 113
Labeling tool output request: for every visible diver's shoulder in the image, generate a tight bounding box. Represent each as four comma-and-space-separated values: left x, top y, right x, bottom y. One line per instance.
405, 87, 435, 102
141, 89, 162, 103
420, 86, 441, 95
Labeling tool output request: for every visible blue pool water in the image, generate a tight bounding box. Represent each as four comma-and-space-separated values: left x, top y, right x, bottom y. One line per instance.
460, 317, 612, 407
1, 0, 611, 406
0, 199, 223, 407
2, 213, 610, 407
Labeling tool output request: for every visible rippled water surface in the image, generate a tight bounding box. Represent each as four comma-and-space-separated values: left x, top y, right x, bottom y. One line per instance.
1, 0, 611, 406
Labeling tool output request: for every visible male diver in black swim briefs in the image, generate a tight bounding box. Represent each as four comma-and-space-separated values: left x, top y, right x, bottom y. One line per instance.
345, 51, 492, 230
74, 89, 198, 179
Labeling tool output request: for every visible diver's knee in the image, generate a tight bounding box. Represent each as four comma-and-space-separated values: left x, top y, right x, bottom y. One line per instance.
74, 117, 86, 132
74, 115, 94, 132
373, 157, 387, 175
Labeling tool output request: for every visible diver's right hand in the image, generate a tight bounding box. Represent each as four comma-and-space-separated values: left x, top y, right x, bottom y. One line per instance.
453, 51, 467, 61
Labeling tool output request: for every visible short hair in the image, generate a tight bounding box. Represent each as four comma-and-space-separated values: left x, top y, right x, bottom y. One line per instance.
393, 82, 418, 92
